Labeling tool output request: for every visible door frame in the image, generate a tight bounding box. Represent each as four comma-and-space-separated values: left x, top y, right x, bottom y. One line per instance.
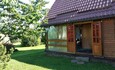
67, 21, 103, 56
75, 23, 92, 53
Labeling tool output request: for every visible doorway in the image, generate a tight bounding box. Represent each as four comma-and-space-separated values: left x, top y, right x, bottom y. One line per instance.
76, 23, 92, 53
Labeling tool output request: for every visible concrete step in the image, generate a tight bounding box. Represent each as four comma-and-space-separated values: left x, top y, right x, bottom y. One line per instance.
71, 59, 85, 64
75, 57, 90, 62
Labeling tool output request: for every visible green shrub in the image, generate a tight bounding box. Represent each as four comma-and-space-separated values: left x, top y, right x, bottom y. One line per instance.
0, 44, 12, 69
38, 37, 41, 45
21, 35, 39, 47
41, 32, 46, 44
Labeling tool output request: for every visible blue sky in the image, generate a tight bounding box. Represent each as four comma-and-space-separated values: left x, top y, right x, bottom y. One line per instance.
20, 0, 55, 8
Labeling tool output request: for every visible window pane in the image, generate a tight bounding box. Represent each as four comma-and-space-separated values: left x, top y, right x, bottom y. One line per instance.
48, 26, 58, 39
48, 46, 67, 52
58, 26, 62, 39
48, 25, 67, 40
62, 26, 67, 40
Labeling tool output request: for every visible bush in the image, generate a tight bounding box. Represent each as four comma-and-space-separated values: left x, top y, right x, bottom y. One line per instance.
38, 37, 41, 45
41, 32, 46, 44
21, 35, 39, 47
0, 44, 12, 69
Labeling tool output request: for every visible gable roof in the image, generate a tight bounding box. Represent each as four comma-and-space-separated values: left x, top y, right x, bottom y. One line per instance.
46, 0, 115, 26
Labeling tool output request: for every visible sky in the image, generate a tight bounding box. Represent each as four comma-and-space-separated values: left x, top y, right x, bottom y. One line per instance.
45, 0, 55, 8
19, 0, 55, 9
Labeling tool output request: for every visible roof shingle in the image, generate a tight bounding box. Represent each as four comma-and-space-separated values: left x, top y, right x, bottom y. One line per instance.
46, 0, 115, 26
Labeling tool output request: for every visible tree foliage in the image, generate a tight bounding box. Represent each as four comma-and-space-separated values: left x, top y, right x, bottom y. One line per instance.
0, 0, 48, 69
0, 44, 13, 69
0, 0, 48, 45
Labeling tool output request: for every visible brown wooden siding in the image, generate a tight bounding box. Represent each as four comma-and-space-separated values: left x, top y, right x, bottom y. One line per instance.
102, 18, 115, 58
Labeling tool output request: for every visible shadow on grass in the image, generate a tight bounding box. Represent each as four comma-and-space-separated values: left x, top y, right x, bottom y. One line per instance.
11, 49, 115, 70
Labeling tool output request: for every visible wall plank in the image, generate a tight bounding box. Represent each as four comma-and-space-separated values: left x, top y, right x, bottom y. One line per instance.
102, 18, 115, 58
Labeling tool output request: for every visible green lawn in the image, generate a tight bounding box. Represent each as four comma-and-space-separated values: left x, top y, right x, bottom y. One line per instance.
5, 44, 115, 70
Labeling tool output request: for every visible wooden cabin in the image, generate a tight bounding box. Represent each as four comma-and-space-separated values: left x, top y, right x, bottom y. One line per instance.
43, 0, 115, 59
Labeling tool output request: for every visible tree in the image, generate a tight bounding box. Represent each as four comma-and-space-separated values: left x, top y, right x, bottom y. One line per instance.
0, 0, 48, 69
0, 0, 48, 46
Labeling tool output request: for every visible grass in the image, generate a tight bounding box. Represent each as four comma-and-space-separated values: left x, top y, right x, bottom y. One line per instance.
4, 44, 115, 70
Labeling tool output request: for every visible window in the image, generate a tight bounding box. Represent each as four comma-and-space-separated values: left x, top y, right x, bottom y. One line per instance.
48, 25, 67, 40
47, 25, 67, 52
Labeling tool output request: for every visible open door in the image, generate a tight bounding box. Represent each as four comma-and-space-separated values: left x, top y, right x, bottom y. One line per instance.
67, 24, 76, 53
92, 21, 102, 56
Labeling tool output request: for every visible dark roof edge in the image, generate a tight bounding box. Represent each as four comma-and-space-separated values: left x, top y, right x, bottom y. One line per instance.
42, 15, 115, 27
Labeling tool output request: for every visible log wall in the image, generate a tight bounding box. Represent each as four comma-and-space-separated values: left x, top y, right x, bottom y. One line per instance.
102, 18, 115, 58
